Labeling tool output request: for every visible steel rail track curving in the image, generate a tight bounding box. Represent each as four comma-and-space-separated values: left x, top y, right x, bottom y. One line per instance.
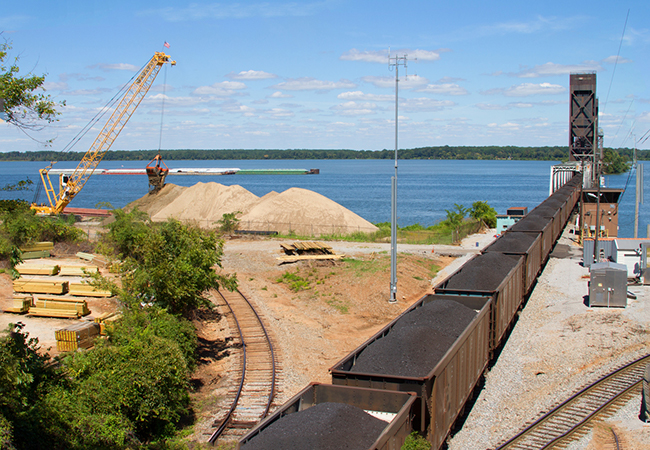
494, 353, 650, 450
208, 288, 276, 445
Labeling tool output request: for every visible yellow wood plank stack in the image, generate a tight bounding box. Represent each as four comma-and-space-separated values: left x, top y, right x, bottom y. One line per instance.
4, 295, 33, 314
94, 312, 122, 335
32, 294, 90, 316
58, 264, 99, 276
13, 276, 69, 294
55, 321, 100, 351
76, 251, 108, 267
67, 278, 111, 297
19, 242, 54, 259
20, 241, 54, 252
15, 261, 60, 276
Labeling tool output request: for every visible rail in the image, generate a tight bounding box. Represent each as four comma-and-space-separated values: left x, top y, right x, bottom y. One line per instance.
494, 353, 650, 449
208, 288, 276, 445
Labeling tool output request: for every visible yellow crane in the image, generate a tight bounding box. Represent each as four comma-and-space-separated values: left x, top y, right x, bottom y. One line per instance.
32, 52, 175, 215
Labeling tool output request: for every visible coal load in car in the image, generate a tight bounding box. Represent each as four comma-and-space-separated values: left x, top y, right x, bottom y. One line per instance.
442, 252, 521, 291
350, 300, 477, 378
240, 402, 387, 450
486, 232, 537, 254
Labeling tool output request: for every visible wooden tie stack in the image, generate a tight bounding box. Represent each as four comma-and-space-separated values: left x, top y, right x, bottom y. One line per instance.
55, 321, 101, 352
277, 241, 345, 263
94, 312, 122, 335
19, 241, 54, 259
6, 245, 112, 318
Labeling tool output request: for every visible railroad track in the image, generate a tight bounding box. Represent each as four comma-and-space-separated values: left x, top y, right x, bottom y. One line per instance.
494, 354, 650, 450
208, 288, 277, 445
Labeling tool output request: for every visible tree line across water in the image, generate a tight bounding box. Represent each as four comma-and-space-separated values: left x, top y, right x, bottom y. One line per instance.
1, 146, 647, 163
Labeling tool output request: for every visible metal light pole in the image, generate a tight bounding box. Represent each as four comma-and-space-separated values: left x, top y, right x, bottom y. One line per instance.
388, 54, 409, 304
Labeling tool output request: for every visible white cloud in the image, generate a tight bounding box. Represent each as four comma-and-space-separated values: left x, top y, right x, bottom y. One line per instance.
417, 83, 468, 96
476, 103, 510, 111
193, 81, 247, 96
226, 70, 278, 80
88, 63, 139, 72
337, 91, 393, 102
270, 77, 356, 91
331, 101, 379, 116
340, 49, 388, 63
361, 74, 428, 89
42, 81, 68, 91
482, 82, 566, 97
268, 91, 293, 99
602, 55, 633, 64
341, 48, 447, 63
401, 98, 455, 112
511, 61, 602, 78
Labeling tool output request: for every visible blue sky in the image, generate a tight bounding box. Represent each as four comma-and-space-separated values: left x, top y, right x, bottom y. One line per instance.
2, 0, 650, 152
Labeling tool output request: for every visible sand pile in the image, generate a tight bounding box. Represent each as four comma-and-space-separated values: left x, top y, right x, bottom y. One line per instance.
127, 183, 378, 236
239, 187, 378, 235
150, 182, 260, 224
125, 183, 187, 217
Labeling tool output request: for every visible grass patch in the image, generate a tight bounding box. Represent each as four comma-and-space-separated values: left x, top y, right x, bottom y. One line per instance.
276, 270, 311, 291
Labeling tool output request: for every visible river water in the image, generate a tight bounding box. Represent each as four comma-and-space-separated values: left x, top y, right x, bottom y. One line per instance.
0, 159, 647, 238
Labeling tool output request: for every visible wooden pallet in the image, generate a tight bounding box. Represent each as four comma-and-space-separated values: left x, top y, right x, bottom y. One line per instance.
56, 338, 94, 352
277, 254, 346, 263
33, 297, 90, 316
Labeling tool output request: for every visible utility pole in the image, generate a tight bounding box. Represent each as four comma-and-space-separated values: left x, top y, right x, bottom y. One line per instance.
388, 53, 409, 304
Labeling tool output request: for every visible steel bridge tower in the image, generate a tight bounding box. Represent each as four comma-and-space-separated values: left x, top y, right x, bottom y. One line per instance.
569, 72, 599, 187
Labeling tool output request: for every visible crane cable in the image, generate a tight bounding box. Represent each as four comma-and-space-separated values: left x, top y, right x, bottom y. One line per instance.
32, 59, 149, 205
157, 63, 168, 156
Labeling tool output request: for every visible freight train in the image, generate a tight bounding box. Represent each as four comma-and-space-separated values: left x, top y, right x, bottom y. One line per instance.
238, 173, 583, 450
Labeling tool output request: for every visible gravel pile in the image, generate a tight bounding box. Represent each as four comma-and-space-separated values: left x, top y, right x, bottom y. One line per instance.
485, 232, 537, 254
350, 300, 477, 377
240, 402, 387, 450
441, 252, 521, 291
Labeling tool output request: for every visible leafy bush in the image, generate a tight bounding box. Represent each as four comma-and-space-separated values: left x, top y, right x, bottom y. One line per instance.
469, 200, 497, 228
401, 432, 431, 450
108, 307, 198, 371
215, 211, 241, 234
0, 209, 85, 248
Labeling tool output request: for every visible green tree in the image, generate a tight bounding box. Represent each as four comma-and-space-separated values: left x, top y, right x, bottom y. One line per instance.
98, 209, 237, 316
601, 148, 631, 174
443, 203, 467, 228
0, 37, 64, 134
216, 211, 242, 234
469, 200, 497, 228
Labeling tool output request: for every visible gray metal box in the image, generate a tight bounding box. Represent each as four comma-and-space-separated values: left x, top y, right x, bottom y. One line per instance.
589, 262, 627, 307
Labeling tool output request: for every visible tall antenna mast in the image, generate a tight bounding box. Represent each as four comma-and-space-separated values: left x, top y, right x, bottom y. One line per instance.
388, 53, 411, 304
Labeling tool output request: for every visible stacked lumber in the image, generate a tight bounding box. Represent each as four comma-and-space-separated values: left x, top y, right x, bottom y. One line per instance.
19, 241, 53, 259
94, 312, 122, 335
277, 241, 344, 263
32, 294, 90, 316
67, 277, 111, 297
76, 251, 108, 267
4, 294, 32, 314
58, 264, 99, 276
13, 276, 69, 294
15, 261, 60, 276
55, 321, 100, 352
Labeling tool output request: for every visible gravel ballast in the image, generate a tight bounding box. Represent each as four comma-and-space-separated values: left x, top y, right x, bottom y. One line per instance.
240, 402, 388, 450
350, 300, 477, 377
